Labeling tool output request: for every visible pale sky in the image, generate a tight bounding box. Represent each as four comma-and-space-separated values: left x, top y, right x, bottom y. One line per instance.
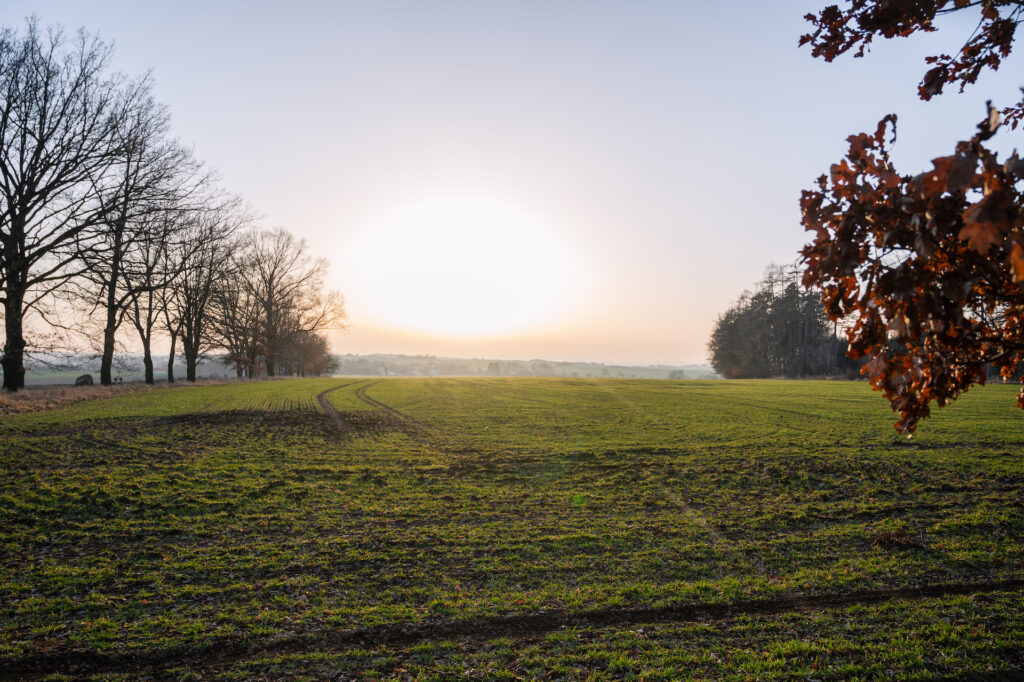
4, 1, 1022, 364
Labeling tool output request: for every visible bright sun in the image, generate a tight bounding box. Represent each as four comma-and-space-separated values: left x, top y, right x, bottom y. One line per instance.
348, 192, 582, 337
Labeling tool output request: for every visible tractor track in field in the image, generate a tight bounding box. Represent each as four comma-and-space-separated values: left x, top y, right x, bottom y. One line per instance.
317, 380, 433, 441
315, 380, 366, 436
353, 381, 429, 433
5, 579, 1023, 679
351, 382, 503, 457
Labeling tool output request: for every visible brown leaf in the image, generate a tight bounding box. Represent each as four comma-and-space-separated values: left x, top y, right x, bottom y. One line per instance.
920, 65, 948, 99
1004, 154, 1024, 177
888, 313, 910, 336
958, 218, 1002, 253
1010, 243, 1024, 282
874, 114, 897, 144
960, 196, 1010, 252
946, 153, 977, 192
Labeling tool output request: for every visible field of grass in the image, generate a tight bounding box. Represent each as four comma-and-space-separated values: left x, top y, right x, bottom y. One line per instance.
1, 377, 1022, 679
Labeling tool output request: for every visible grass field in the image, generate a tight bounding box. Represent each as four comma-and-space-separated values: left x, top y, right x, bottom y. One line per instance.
1, 377, 1022, 679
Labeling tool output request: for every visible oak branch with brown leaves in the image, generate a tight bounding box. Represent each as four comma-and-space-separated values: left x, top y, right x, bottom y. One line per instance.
801, 111, 1024, 432
800, 1, 1024, 432
801, 0, 1024, 128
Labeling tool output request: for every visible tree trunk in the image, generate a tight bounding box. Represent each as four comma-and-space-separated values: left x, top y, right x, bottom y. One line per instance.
137, 317, 155, 385
800, 314, 808, 377
2, 240, 27, 391
2, 290, 25, 391
100, 321, 116, 386
99, 230, 124, 387
142, 346, 154, 385
266, 354, 276, 377
184, 338, 197, 382
832, 321, 839, 375
167, 331, 176, 383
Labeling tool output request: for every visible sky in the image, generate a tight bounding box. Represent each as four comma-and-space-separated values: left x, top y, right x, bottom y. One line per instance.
4, 1, 1022, 364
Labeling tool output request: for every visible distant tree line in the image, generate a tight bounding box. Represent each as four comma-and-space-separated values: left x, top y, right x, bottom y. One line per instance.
0, 21, 344, 391
707, 265, 860, 379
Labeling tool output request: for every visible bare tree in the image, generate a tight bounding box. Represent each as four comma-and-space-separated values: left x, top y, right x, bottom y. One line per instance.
0, 21, 128, 391
122, 203, 190, 384
280, 330, 337, 377
210, 228, 345, 378
247, 228, 345, 377
160, 238, 182, 383
164, 199, 242, 382
76, 85, 196, 385
211, 243, 263, 378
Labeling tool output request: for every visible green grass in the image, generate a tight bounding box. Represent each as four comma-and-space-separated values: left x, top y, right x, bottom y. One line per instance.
1, 377, 1022, 679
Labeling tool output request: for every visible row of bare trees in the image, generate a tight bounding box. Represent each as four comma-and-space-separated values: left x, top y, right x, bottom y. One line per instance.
0, 21, 344, 391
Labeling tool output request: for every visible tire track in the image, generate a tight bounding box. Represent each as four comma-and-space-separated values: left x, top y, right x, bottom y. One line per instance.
315, 380, 363, 436
350, 381, 445, 447
353, 381, 428, 432
5, 579, 1022, 679
353, 382, 497, 457
319, 380, 424, 440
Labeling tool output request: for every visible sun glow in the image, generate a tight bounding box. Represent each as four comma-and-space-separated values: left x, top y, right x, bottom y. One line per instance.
347, 192, 584, 337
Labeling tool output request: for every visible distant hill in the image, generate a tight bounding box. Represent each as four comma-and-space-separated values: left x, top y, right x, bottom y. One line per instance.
334, 353, 720, 379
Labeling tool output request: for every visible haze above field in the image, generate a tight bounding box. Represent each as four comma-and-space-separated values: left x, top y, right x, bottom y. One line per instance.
18, 353, 717, 385
5, 1, 1022, 364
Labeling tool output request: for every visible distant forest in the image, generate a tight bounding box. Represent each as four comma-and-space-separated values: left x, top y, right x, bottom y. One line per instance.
707, 265, 862, 379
